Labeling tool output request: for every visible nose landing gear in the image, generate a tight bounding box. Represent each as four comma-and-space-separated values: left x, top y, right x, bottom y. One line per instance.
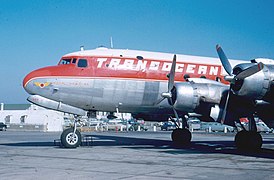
61, 127, 81, 148
60, 117, 82, 148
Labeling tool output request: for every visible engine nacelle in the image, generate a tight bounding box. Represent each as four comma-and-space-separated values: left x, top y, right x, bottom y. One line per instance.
232, 65, 274, 101
173, 80, 228, 112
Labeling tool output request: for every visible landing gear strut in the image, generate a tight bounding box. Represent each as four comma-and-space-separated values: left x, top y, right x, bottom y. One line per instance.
234, 116, 262, 150
170, 116, 192, 146
60, 116, 82, 148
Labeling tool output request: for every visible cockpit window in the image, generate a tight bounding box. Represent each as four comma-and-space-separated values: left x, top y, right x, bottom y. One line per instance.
78, 59, 88, 68
60, 59, 72, 65
72, 58, 77, 64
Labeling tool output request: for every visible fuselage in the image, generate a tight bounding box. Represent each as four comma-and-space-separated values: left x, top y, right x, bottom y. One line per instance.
23, 47, 243, 115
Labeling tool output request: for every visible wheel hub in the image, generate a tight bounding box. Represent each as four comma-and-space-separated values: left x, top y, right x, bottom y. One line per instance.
66, 133, 78, 145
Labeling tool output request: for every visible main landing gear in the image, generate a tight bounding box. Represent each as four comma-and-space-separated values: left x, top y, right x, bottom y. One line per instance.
235, 131, 262, 150
170, 116, 192, 146
60, 116, 82, 148
234, 116, 262, 150
171, 129, 192, 145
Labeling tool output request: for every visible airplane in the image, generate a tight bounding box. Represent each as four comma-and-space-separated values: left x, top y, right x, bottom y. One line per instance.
23, 45, 274, 150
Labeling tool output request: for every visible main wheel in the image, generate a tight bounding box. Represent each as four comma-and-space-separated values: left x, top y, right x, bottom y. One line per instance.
171, 128, 192, 146
235, 131, 262, 151
61, 128, 81, 148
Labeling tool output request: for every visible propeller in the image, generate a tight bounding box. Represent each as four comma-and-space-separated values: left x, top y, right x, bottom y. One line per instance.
154, 54, 182, 127
154, 54, 177, 105
216, 44, 264, 80
168, 54, 176, 93
216, 45, 264, 123
234, 62, 264, 80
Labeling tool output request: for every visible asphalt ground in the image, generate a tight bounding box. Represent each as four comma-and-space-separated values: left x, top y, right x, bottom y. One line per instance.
0, 130, 273, 180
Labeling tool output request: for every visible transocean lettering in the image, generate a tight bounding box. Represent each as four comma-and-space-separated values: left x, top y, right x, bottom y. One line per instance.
96, 58, 221, 75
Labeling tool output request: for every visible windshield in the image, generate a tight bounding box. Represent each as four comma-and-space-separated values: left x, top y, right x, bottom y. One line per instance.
59, 58, 77, 65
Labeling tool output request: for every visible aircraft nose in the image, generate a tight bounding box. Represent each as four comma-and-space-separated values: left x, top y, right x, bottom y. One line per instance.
23, 70, 38, 94
23, 67, 52, 94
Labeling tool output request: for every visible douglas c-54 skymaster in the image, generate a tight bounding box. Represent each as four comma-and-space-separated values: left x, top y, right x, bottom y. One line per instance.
23, 45, 274, 150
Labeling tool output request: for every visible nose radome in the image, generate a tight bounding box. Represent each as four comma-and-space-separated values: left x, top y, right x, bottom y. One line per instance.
23, 69, 40, 94
23, 71, 34, 89
23, 66, 54, 94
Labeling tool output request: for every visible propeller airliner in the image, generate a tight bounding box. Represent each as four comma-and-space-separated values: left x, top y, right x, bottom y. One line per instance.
23, 45, 274, 150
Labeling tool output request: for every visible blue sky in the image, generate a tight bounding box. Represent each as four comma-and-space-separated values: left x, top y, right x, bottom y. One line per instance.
0, 0, 273, 103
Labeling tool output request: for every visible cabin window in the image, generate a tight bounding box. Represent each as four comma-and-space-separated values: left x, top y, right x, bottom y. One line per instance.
60, 59, 72, 65
184, 74, 190, 80
78, 59, 88, 68
136, 56, 144, 60
216, 77, 221, 82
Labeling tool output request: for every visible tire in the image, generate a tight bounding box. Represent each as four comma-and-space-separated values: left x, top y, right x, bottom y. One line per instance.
60, 128, 81, 148
235, 131, 262, 151
171, 129, 192, 146
235, 131, 248, 149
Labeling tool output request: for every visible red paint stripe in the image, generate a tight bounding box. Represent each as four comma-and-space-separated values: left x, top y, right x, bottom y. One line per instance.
23, 56, 227, 87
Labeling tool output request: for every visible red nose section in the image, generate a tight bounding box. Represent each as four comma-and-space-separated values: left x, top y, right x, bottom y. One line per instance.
23, 66, 55, 88
23, 70, 36, 88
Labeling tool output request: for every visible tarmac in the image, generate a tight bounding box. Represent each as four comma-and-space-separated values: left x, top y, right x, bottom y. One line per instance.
0, 130, 273, 180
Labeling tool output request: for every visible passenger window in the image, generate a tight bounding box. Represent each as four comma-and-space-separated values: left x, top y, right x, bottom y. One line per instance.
216, 77, 221, 82
184, 74, 190, 81
78, 59, 88, 68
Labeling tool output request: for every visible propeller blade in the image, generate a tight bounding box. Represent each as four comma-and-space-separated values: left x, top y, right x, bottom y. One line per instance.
220, 89, 230, 124
168, 55, 176, 92
235, 62, 264, 80
216, 45, 233, 76
154, 55, 177, 105
153, 97, 165, 105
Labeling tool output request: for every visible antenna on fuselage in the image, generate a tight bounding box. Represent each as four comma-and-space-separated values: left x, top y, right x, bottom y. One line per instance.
110, 37, 113, 49
80, 46, 84, 51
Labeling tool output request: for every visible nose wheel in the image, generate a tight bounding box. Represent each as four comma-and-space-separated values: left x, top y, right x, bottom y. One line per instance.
61, 127, 81, 148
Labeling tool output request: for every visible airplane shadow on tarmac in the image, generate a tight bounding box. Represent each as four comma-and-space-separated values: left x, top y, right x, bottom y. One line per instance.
1, 133, 274, 159
89, 134, 274, 159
